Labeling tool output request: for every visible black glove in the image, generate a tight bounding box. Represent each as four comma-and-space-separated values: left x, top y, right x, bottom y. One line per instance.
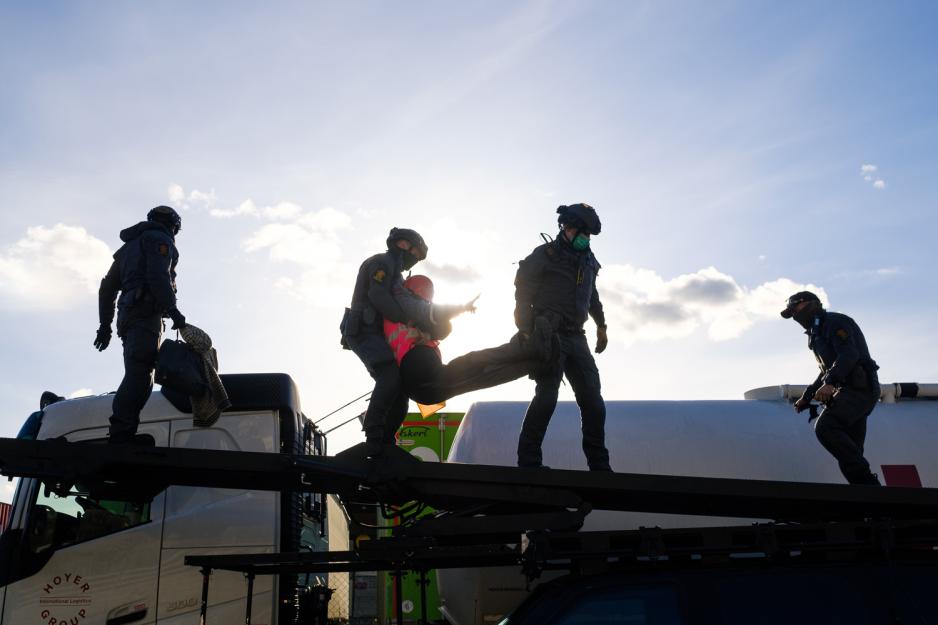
595, 325, 608, 354
169, 308, 187, 330
93, 326, 111, 351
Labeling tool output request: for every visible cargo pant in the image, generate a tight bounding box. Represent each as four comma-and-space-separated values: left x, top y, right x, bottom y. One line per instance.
345, 330, 409, 445
110, 315, 162, 442
400, 336, 540, 405
814, 386, 880, 485
518, 331, 611, 471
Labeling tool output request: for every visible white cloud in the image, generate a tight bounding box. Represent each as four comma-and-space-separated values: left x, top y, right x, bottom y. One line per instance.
210, 199, 259, 219
0, 224, 113, 310
263, 202, 303, 220
243, 206, 352, 267
67, 388, 93, 398
166, 183, 217, 211
168, 183, 186, 205
860, 164, 886, 190
600, 266, 826, 345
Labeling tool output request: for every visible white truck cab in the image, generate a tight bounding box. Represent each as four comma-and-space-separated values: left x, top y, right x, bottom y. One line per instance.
0, 373, 327, 625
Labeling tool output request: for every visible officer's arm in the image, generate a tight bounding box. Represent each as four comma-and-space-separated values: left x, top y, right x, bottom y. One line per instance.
589, 281, 606, 328
98, 259, 121, 327
143, 233, 178, 313
799, 370, 825, 404
429, 317, 453, 341
823, 320, 861, 387
363, 259, 427, 325
513, 249, 544, 332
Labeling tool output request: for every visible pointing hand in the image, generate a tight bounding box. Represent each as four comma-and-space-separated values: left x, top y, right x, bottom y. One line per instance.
464, 295, 480, 314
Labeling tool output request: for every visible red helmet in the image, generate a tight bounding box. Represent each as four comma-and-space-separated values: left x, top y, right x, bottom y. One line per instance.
404, 275, 434, 302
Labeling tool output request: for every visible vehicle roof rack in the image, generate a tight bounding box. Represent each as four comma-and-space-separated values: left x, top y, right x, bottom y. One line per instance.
1, 438, 936, 528
3, 437, 938, 624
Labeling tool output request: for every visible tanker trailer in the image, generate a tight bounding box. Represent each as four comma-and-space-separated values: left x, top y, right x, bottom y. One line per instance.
437, 383, 938, 625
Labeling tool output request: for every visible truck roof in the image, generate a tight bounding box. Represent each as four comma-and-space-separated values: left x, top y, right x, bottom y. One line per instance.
37, 373, 302, 439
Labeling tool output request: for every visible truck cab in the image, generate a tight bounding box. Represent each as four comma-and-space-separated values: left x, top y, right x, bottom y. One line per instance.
0, 373, 327, 625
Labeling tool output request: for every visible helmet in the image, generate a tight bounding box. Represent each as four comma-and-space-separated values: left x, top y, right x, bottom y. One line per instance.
403, 275, 434, 302
557, 203, 601, 235
147, 205, 182, 235
780, 291, 821, 319
386, 227, 428, 260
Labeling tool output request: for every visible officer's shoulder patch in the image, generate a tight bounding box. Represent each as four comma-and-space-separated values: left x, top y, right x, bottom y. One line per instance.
372, 268, 386, 283
836, 328, 850, 340
157, 243, 169, 256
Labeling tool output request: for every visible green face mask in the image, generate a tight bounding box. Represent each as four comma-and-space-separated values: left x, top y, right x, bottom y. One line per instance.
572, 233, 590, 251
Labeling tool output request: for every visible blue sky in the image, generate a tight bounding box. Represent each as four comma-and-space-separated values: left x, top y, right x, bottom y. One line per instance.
2, 1, 937, 496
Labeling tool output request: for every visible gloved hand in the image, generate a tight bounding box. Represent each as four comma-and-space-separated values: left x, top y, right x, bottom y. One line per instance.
169, 308, 187, 330
794, 397, 810, 413
93, 325, 111, 351
813, 383, 836, 403
595, 325, 608, 354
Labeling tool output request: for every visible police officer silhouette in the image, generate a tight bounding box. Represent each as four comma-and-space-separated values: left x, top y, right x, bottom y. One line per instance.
514, 204, 612, 471
96, 206, 187, 444
781, 291, 881, 485
341, 228, 473, 456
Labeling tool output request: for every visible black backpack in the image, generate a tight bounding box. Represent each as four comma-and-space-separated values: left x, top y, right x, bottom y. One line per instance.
155, 339, 206, 396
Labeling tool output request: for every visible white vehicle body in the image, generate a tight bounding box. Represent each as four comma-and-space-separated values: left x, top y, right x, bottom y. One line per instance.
0, 374, 326, 625
438, 384, 938, 625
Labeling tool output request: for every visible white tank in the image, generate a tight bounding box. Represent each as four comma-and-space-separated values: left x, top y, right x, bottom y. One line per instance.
437, 385, 938, 625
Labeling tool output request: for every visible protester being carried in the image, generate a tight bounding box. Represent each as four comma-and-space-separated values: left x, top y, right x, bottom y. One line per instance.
384, 275, 555, 406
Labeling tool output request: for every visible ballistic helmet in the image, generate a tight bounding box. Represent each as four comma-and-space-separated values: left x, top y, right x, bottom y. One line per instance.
780, 291, 821, 319
386, 227, 428, 260
403, 275, 434, 302
557, 203, 601, 235
147, 205, 182, 235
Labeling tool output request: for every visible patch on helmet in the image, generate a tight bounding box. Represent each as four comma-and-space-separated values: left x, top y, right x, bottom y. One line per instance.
836, 328, 849, 341
158, 243, 169, 256
373, 269, 386, 283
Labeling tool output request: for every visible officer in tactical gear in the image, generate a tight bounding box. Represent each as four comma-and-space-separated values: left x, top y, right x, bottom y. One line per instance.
96, 205, 187, 444
514, 204, 612, 471
341, 228, 474, 456
781, 291, 881, 485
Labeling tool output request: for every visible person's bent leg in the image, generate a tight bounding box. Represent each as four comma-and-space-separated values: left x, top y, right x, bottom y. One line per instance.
383, 390, 411, 444
563, 333, 611, 471
402, 342, 538, 404
814, 391, 877, 484
110, 325, 159, 442
437, 340, 540, 400
347, 333, 401, 450
363, 361, 403, 444
517, 355, 564, 468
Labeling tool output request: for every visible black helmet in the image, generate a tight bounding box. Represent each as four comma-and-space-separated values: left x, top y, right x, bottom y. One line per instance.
779, 291, 821, 319
557, 203, 601, 235
386, 227, 428, 260
147, 205, 182, 235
